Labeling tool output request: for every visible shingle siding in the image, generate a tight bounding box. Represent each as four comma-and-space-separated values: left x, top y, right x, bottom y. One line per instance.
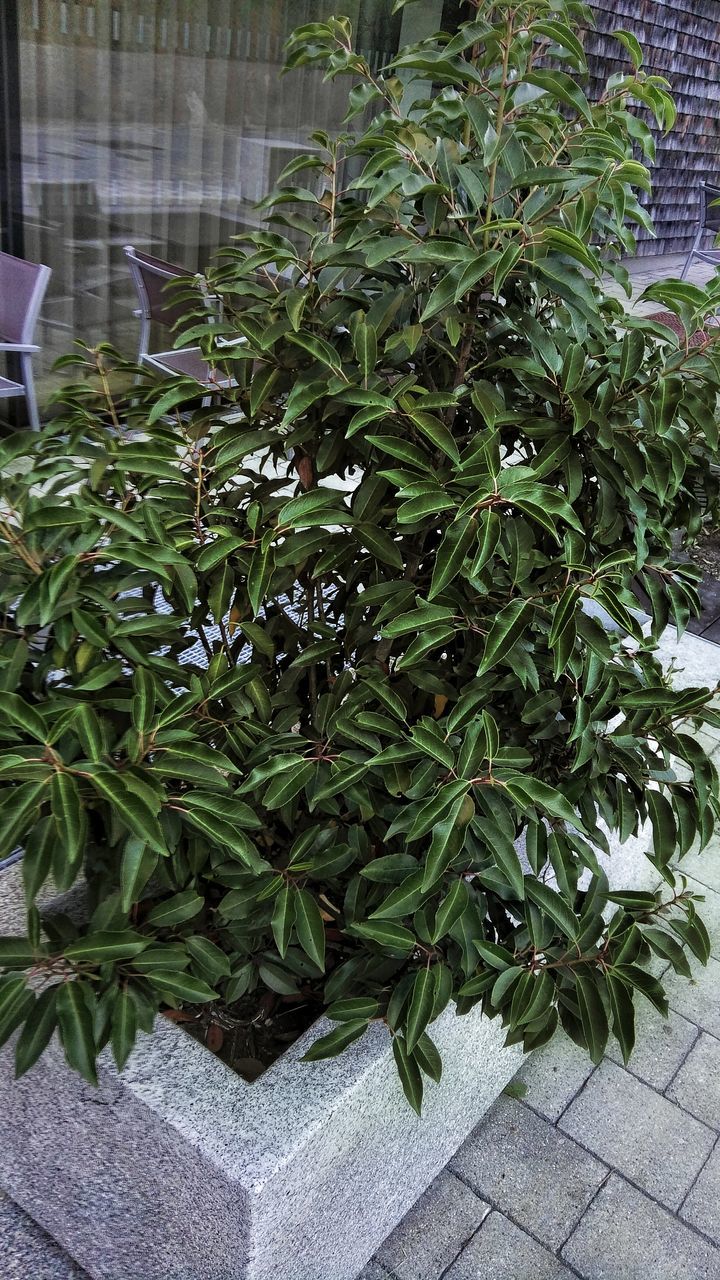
586, 0, 720, 255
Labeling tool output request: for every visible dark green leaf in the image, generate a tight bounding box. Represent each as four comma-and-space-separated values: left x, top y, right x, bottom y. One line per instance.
64, 932, 150, 964
146, 890, 204, 929
145, 971, 218, 1003
15, 987, 58, 1078
392, 1034, 424, 1114
57, 982, 98, 1085
479, 599, 533, 674
405, 966, 436, 1053
110, 989, 138, 1072
294, 887, 326, 971
574, 971, 609, 1063
302, 1019, 368, 1061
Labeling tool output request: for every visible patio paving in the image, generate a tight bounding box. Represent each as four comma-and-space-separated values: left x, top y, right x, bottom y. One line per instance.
4, 251, 720, 1279
603, 251, 715, 314
364, 905, 720, 1279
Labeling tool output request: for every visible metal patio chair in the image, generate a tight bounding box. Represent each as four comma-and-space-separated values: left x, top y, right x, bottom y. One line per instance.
0, 251, 51, 430
681, 182, 720, 279
123, 245, 236, 389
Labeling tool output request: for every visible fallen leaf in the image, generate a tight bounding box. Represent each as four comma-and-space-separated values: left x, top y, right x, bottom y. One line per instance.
235, 1056, 265, 1082
206, 1023, 224, 1053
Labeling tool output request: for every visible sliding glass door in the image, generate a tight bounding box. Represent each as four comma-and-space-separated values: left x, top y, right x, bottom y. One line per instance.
9, 0, 454, 390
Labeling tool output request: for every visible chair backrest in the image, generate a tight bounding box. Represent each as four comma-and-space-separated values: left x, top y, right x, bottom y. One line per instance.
700, 182, 720, 233
0, 251, 51, 346
123, 245, 198, 331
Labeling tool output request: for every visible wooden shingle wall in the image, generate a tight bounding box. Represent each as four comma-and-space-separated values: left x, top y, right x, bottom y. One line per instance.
585, 0, 720, 255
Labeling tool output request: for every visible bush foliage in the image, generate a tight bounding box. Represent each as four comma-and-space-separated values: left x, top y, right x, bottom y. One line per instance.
1, 0, 720, 1109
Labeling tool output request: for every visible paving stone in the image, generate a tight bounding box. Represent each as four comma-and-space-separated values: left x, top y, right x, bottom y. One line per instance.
692, 728, 720, 757
358, 1265, 393, 1280
681, 1142, 720, 1242
674, 837, 720, 894
656, 628, 720, 693
0, 1191, 88, 1280
375, 1170, 489, 1280
559, 1060, 715, 1210
562, 1173, 720, 1280
514, 1032, 597, 1121
450, 1096, 605, 1249
667, 1033, 720, 1130
696, 720, 720, 744
663, 954, 720, 1037
605, 1001, 698, 1091
445, 1211, 576, 1280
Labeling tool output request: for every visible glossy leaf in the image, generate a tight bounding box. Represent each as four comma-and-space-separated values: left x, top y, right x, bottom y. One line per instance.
15, 987, 58, 1078
57, 982, 98, 1085
294, 887, 327, 971
405, 966, 436, 1053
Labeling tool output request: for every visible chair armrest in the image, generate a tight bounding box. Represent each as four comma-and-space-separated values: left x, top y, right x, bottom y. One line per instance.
215, 335, 248, 349
0, 343, 40, 353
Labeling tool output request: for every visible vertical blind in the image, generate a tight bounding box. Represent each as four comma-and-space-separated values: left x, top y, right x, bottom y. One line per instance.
17, 0, 442, 383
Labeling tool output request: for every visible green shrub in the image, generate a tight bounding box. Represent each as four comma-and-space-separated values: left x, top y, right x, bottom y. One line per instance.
1, 0, 720, 1110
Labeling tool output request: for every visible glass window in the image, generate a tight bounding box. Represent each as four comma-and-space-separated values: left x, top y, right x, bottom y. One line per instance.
13, 0, 453, 392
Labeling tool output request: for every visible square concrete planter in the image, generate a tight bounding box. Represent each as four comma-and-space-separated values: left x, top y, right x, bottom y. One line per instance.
0, 857, 523, 1280
0, 625, 717, 1280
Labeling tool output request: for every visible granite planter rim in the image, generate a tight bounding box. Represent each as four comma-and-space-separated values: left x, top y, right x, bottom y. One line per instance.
112, 993, 422, 1191
0, 856, 439, 1189
0, 857, 524, 1280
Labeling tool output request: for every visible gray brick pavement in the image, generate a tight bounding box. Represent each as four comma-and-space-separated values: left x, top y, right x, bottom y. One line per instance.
558, 1060, 716, 1210
375, 1171, 489, 1280
604, 1002, 698, 1091
444, 1212, 576, 1280
667, 1033, 720, 1130
515, 1032, 596, 1121
681, 1143, 720, 1242
562, 1175, 720, 1280
663, 955, 720, 1037
450, 1096, 606, 1250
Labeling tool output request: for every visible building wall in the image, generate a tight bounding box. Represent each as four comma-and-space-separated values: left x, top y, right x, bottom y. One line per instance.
585, 0, 720, 256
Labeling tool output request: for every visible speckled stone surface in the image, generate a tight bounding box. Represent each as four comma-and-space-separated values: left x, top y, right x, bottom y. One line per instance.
563, 1174, 720, 1280
559, 1060, 715, 1211
656, 625, 720, 690
0, 1191, 88, 1280
0, 864, 522, 1280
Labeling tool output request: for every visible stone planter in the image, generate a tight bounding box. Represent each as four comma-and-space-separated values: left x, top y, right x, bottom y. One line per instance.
0, 856, 523, 1280
0, 624, 716, 1280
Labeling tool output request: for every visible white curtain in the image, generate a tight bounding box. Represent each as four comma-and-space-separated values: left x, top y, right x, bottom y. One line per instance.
18, 0, 434, 384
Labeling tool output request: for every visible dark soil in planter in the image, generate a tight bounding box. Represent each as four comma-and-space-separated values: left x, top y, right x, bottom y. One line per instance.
685, 526, 720, 580
165, 992, 322, 1081
675, 526, 720, 644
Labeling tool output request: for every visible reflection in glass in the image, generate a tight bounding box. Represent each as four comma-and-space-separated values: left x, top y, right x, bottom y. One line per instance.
17, 0, 451, 389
